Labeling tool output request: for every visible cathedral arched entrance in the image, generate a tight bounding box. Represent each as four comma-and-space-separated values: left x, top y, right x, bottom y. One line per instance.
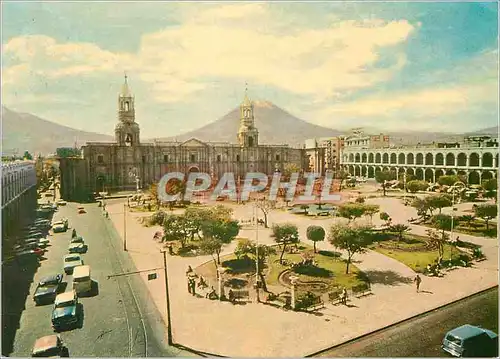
96, 175, 105, 193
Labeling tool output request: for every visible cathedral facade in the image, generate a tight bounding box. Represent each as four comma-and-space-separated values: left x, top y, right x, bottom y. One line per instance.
60, 77, 307, 199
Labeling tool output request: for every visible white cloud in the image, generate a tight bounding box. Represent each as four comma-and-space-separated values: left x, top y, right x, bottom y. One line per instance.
2, 4, 416, 104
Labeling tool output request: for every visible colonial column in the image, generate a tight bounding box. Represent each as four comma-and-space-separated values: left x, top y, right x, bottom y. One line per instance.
290, 275, 299, 310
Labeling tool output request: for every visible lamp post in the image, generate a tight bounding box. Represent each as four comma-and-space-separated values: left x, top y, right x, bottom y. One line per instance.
449, 181, 466, 259
161, 249, 173, 346
123, 203, 127, 251
289, 275, 299, 310
254, 201, 260, 303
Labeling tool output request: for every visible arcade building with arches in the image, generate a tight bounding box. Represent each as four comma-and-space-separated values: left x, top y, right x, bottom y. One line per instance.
341, 136, 499, 184
59, 77, 306, 201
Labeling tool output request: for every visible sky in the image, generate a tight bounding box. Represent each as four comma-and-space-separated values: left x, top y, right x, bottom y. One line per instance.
2, 1, 499, 138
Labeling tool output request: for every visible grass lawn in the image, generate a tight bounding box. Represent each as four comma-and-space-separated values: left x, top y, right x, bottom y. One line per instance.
195, 244, 366, 295
421, 220, 497, 238
371, 237, 466, 273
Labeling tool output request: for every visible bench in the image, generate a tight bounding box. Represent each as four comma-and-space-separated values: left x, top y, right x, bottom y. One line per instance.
328, 290, 343, 305
352, 283, 372, 298
230, 290, 250, 303
302, 297, 325, 312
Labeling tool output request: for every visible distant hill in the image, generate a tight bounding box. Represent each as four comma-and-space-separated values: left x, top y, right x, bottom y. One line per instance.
1, 107, 114, 156
156, 100, 342, 147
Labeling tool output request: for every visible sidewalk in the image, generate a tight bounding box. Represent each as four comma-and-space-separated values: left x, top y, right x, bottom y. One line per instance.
106, 199, 498, 357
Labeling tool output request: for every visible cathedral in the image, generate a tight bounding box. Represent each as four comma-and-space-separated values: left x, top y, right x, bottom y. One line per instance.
59, 77, 307, 200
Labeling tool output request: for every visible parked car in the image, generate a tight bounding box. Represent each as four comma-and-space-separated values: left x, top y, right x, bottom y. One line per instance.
51, 291, 80, 331
56, 200, 67, 206
52, 222, 67, 233
78, 208, 86, 214
31, 335, 68, 357
442, 324, 498, 357
33, 274, 63, 305
68, 243, 88, 254
15, 247, 44, 256
70, 236, 84, 245
63, 254, 83, 274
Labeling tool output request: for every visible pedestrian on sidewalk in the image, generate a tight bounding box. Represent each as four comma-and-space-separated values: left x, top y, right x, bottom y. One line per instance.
189, 278, 196, 296
414, 274, 422, 292
341, 287, 348, 305
186, 265, 193, 277
71, 229, 77, 238
187, 278, 192, 294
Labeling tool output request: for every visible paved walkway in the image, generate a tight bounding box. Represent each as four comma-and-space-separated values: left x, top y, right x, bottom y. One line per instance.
106, 197, 498, 357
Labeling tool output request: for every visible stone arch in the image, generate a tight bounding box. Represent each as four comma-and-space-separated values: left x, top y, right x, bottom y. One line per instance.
188, 166, 200, 173
407, 153, 414, 165
390, 153, 397, 164
468, 171, 480, 185
348, 165, 355, 175
469, 153, 479, 167
368, 166, 375, 178
398, 153, 405, 165
481, 171, 493, 181
425, 153, 433, 165
375, 153, 381, 164
457, 153, 467, 167
406, 168, 415, 177
445, 169, 456, 176
383, 166, 390, 173
375, 167, 382, 174
424, 168, 434, 182
368, 153, 374, 163
435, 153, 444, 166
416, 153, 424, 165
361, 166, 367, 176
482, 152, 493, 167
361, 153, 367, 163
355, 153, 361, 163
435, 169, 444, 180
445, 153, 455, 166
382, 153, 389, 164
348, 154, 354, 162
415, 168, 424, 180
355, 166, 362, 176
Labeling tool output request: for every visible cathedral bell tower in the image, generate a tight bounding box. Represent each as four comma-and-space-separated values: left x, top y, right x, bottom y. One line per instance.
237, 85, 259, 147
115, 75, 140, 146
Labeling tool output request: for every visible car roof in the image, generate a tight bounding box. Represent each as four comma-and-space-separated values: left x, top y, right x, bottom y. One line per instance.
447, 325, 488, 339
68, 243, 83, 248
64, 254, 81, 260
40, 274, 60, 283
33, 335, 60, 353
55, 291, 76, 303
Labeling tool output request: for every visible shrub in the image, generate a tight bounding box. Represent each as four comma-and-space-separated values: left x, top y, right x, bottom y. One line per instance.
148, 210, 167, 226
355, 196, 365, 203
295, 291, 321, 310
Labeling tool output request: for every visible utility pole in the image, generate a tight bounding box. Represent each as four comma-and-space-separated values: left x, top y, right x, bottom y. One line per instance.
123, 203, 127, 251
255, 203, 260, 303
161, 250, 173, 346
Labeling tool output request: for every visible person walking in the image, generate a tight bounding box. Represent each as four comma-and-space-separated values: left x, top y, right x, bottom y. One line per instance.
414, 274, 422, 293
341, 287, 348, 305
189, 278, 196, 296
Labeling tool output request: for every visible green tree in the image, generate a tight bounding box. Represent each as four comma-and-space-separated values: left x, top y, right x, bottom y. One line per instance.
426, 194, 452, 214
482, 179, 498, 203
406, 180, 428, 193
149, 182, 160, 207
337, 203, 367, 223
389, 223, 411, 241
355, 196, 365, 203
411, 197, 432, 219
458, 214, 475, 228
426, 228, 448, 263
328, 223, 373, 274
210, 205, 233, 222
337, 170, 349, 192
375, 170, 395, 196
233, 240, 276, 292
23, 151, 33, 160
256, 199, 274, 228
306, 225, 325, 253
363, 204, 380, 223
184, 207, 212, 240
201, 219, 240, 264
162, 214, 189, 248
473, 204, 498, 231
284, 163, 301, 181
379, 212, 392, 227
271, 223, 300, 264
431, 214, 454, 237
437, 175, 461, 187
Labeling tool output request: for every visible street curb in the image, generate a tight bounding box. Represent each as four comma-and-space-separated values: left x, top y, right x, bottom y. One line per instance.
305, 285, 499, 357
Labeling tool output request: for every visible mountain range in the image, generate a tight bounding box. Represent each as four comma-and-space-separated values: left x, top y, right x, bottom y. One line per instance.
1, 103, 497, 155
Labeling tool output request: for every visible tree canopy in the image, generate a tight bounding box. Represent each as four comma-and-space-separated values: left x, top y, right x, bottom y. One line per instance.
328, 223, 373, 274
375, 170, 395, 196
473, 204, 497, 230
271, 223, 300, 264
306, 225, 326, 253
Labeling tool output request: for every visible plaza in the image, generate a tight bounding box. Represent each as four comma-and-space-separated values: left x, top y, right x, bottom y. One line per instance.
105, 187, 498, 357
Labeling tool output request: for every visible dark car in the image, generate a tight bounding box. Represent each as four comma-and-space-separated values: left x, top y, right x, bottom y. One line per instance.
34, 274, 63, 305
51, 291, 79, 331
442, 324, 498, 357
31, 335, 68, 357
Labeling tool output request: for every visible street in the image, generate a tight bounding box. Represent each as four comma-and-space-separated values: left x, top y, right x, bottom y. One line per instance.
313, 288, 498, 357
6, 200, 178, 357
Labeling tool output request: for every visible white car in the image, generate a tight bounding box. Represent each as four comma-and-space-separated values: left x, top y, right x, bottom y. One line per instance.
56, 200, 67, 206
52, 221, 66, 233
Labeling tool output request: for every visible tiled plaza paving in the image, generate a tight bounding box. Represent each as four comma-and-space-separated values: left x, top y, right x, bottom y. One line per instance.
107, 196, 498, 357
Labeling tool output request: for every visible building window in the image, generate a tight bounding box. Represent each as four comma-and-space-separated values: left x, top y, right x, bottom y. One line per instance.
97, 155, 104, 164
163, 154, 168, 163
190, 154, 196, 162
142, 155, 146, 163
276, 154, 280, 161
217, 155, 221, 162
236, 155, 240, 162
